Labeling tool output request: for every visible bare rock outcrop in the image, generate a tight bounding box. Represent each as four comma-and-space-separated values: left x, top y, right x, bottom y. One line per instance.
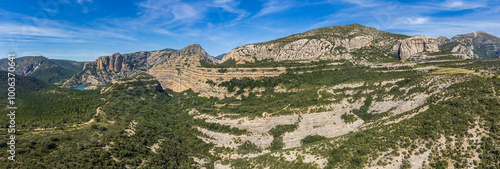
436, 36, 449, 46
451, 44, 475, 59
393, 35, 439, 61
96, 53, 124, 71
222, 37, 374, 63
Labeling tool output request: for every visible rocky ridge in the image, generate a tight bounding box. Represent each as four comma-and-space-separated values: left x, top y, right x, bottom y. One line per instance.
222, 24, 410, 63
439, 31, 500, 59
0, 56, 85, 84
100, 73, 162, 94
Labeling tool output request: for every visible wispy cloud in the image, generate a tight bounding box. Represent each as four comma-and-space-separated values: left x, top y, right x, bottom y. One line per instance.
254, 0, 297, 18
406, 17, 429, 24
76, 0, 93, 13
339, 0, 378, 7
0, 10, 137, 43
441, 0, 487, 10
0, 24, 72, 38
137, 0, 205, 25
77, 0, 92, 4
210, 0, 249, 21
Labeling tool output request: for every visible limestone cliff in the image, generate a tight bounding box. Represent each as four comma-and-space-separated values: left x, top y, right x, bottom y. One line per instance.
95, 53, 124, 71
392, 35, 439, 61
222, 24, 409, 63
149, 45, 284, 98
63, 48, 175, 87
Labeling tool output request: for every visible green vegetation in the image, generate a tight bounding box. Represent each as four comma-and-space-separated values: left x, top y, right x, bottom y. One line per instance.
318, 77, 500, 168
194, 119, 249, 135
268, 124, 298, 150
301, 135, 327, 145
0, 87, 102, 129
237, 141, 262, 154
0, 71, 53, 99
0, 79, 217, 168
115, 72, 154, 81
341, 113, 357, 124
426, 51, 454, 56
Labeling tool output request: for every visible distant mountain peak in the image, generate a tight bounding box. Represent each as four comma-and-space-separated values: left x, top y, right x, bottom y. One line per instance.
174, 44, 211, 59
185, 43, 202, 48
443, 30, 500, 59
453, 31, 500, 40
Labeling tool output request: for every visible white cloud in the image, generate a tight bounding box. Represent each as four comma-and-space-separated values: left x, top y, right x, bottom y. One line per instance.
0, 24, 72, 38
339, 0, 378, 7
442, 0, 486, 10
406, 17, 429, 24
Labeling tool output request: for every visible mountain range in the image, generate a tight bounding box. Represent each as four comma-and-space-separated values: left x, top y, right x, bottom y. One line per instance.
5, 24, 500, 89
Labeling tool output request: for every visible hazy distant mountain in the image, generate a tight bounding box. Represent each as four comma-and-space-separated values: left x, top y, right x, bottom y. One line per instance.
439, 31, 500, 59
0, 56, 84, 84
214, 53, 227, 60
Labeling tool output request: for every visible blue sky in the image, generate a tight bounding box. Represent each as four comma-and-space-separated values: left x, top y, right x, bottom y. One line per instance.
1, 0, 499, 61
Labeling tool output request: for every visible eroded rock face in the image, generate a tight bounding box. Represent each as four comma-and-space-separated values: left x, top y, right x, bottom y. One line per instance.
393, 35, 439, 61
223, 39, 335, 62
436, 36, 449, 46
222, 37, 374, 63
96, 53, 124, 71
451, 44, 476, 59
148, 54, 285, 99
281, 99, 365, 149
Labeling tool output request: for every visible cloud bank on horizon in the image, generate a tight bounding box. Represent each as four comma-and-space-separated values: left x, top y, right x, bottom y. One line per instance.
0, 0, 499, 61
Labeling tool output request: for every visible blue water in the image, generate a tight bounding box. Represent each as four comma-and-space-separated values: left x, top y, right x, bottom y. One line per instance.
72, 85, 86, 90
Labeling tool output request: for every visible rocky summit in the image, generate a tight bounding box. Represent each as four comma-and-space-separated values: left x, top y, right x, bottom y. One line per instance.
440, 31, 500, 59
